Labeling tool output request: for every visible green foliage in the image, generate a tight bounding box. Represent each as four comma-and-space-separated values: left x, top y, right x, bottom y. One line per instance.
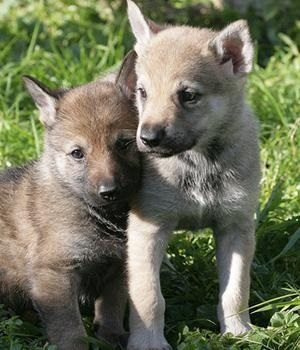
131, 0, 300, 65
0, 0, 299, 349
0, 305, 55, 349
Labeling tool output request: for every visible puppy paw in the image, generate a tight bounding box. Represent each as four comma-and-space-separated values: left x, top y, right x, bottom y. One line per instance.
221, 317, 252, 336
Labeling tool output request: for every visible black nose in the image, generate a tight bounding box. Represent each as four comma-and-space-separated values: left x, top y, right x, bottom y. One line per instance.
140, 126, 165, 148
98, 181, 117, 201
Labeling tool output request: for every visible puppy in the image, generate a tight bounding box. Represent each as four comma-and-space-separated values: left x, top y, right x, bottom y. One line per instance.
125, 2, 260, 349
0, 52, 140, 350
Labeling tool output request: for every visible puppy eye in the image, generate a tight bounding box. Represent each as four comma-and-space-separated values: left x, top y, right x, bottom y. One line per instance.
137, 87, 147, 100
116, 138, 136, 152
70, 149, 84, 160
178, 89, 202, 106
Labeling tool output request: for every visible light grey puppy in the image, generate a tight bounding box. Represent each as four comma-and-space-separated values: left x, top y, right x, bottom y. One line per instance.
124, 1, 261, 349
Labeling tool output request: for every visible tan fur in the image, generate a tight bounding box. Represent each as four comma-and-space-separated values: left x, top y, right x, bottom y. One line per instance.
0, 52, 140, 350
126, 2, 260, 349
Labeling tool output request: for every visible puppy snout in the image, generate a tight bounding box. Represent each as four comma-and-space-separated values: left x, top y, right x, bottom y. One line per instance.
98, 180, 117, 201
140, 126, 165, 148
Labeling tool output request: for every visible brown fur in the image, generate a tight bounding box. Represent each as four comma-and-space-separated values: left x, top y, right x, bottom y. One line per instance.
0, 52, 140, 350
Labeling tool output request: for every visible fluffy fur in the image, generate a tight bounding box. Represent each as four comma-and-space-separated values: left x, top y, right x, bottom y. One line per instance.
125, 2, 260, 349
0, 51, 141, 350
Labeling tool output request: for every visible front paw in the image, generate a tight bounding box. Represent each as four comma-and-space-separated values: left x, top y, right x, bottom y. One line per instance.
221, 317, 252, 336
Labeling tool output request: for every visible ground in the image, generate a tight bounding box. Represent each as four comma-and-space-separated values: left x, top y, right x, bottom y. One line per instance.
0, 0, 299, 349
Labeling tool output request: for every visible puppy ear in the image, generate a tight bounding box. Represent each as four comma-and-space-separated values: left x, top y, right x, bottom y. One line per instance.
23, 76, 64, 127
127, 0, 161, 54
209, 20, 254, 77
116, 50, 138, 101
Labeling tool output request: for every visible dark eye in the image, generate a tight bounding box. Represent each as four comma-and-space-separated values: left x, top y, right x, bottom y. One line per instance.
137, 87, 147, 100
178, 89, 202, 106
71, 149, 84, 159
116, 138, 136, 153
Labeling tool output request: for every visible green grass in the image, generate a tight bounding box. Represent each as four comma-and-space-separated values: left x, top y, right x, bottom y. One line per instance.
0, 1, 299, 349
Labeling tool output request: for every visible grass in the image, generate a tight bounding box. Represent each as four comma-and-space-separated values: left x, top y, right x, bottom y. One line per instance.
0, 0, 299, 349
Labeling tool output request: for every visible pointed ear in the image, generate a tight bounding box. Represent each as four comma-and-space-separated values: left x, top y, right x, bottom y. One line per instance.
23, 76, 59, 127
127, 0, 161, 54
208, 20, 254, 77
116, 50, 137, 101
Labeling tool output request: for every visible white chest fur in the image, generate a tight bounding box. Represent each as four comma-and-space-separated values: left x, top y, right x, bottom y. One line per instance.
153, 149, 247, 223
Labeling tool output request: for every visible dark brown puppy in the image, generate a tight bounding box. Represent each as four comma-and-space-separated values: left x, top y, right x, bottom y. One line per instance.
0, 52, 139, 350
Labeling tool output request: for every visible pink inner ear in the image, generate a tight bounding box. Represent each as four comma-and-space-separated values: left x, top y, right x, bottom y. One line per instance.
146, 19, 164, 34
221, 38, 244, 74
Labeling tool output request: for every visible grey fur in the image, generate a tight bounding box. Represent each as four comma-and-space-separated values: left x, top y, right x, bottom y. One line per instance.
0, 54, 140, 350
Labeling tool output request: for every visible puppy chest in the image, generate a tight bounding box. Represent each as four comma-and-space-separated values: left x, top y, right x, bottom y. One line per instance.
72, 230, 126, 264
177, 168, 245, 219
178, 169, 222, 205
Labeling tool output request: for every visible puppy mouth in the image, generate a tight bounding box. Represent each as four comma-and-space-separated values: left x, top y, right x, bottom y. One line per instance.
83, 194, 129, 211
142, 149, 174, 158
89, 201, 129, 212
139, 140, 197, 158
86, 201, 130, 221
149, 151, 176, 158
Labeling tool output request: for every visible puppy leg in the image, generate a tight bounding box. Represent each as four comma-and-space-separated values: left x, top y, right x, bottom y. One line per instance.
214, 218, 255, 335
30, 269, 87, 350
127, 213, 175, 350
94, 266, 127, 346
